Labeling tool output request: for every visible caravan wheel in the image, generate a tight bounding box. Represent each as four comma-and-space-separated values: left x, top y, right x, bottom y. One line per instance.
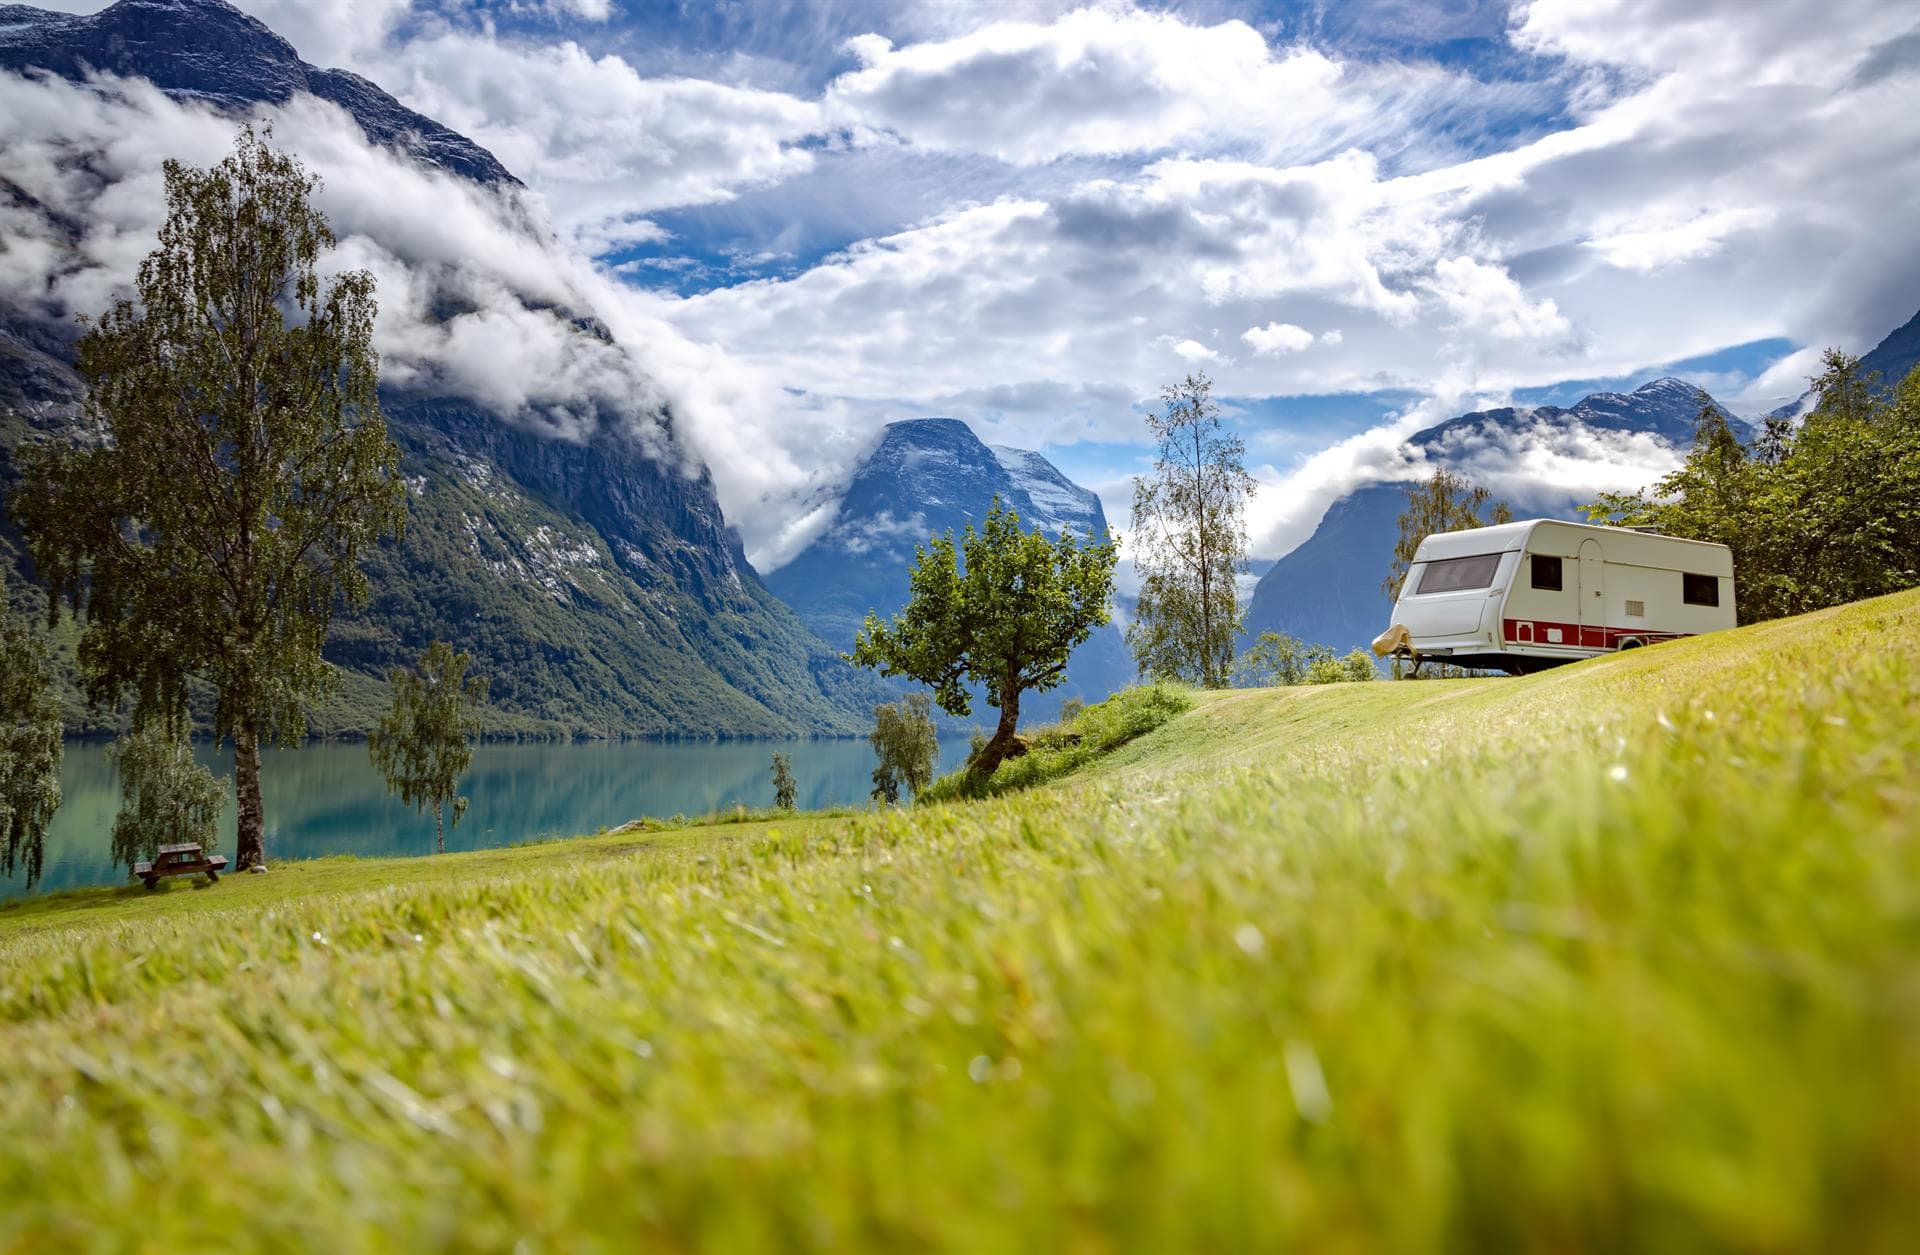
1618, 637, 1646, 650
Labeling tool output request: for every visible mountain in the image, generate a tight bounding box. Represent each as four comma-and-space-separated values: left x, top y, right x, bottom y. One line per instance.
0, 0, 513, 185
764, 418, 1135, 722
1767, 305, 1920, 420
1243, 377, 1727, 655
0, 0, 881, 737
1859, 307, 1920, 395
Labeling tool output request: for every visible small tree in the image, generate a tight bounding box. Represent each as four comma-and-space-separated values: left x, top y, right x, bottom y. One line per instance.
869, 692, 938, 805
850, 498, 1117, 786
1384, 468, 1512, 602
109, 724, 228, 874
1235, 631, 1329, 687
12, 128, 406, 871
368, 641, 486, 853
771, 752, 797, 811
0, 617, 64, 888
1128, 372, 1258, 687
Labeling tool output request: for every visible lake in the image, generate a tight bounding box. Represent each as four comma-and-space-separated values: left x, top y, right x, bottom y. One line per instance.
8, 736, 975, 899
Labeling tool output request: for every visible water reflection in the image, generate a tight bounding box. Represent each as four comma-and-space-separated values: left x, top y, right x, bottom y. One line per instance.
14, 736, 973, 899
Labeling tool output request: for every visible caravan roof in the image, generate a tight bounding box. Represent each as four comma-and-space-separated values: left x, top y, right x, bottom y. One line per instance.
1415, 519, 1734, 575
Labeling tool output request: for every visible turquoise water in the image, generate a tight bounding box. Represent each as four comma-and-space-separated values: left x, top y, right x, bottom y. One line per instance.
9, 736, 973, 899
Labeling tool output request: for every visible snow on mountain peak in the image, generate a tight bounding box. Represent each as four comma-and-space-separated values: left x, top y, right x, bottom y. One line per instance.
990, 444, 1101, 538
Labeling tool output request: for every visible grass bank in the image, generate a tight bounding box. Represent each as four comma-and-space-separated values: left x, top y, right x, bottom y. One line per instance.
0, 591, 1916, 1249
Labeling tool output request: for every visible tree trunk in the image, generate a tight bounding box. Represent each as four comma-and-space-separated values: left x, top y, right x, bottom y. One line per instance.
435, 802, 445, 854
234, 716, 266, 870
968, 679, 1023, 786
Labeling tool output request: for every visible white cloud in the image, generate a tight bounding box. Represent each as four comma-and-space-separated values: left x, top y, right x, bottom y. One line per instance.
1240, 396, 1689, 563
1586, 207, 1775, 273
1427, 257, 1571, 342
239, 0, 414, 67
1242, 322, 1316, 356
1169, 338, 1222, 363
0, 71, 694, 464
824, 6, 1531, 168
354, 32, 825, 249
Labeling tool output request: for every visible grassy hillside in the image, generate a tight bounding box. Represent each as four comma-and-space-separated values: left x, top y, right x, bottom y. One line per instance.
0, 591, 1915, 1249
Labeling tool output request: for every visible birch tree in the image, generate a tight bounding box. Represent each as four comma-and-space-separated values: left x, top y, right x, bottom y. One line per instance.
12, 127, 404, 870
0, 617, 63, 887
1127, 373, 1256, 687
368, 641, 487, 853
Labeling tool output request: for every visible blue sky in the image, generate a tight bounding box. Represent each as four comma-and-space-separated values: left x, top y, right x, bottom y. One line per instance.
19, 0, 1920, 565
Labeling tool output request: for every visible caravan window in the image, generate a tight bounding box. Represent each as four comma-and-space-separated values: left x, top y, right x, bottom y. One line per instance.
1415, 553, 1501, 594
1683, 572, 1719, 606
1530, 555, 1564, 591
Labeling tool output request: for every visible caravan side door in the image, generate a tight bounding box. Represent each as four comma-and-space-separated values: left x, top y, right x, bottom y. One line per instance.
1578, 539, 1605, 647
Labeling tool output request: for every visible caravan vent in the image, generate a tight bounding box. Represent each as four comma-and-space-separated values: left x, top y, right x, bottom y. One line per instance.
1625, 600, 1645, 618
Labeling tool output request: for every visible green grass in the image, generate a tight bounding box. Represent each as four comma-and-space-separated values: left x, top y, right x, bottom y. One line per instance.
1, 592, 1916, 1249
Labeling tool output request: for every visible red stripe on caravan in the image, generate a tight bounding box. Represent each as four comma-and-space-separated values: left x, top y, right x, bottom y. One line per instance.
1502, 619, 1691, 649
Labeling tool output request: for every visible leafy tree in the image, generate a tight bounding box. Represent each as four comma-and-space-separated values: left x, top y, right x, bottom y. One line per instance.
869, 692, 938, 805
1235, 631, 1331, 687
1763, 356, 1920, 615
1238, 633, 1378, 687
368, 641, 487, 853
0, 617, 63, 887
771, 752, 797, 811
1588, 361, 1920, 623
11, 128, 405, 870
1128, 372, 1257, 687
108, 724, 228, 874
850, 498, 1117, 786
1384, 468, 1513, 602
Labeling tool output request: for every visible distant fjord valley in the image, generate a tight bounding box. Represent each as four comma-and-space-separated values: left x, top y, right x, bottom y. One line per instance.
4, 0, 1917, 746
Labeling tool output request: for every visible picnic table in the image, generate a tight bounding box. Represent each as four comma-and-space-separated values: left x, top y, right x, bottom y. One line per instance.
133, 843, 229, 890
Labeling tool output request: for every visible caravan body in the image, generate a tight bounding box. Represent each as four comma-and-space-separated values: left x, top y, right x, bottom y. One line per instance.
1373, 520, 1735, 673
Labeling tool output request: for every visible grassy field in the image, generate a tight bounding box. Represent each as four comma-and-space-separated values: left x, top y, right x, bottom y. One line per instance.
1, 591, 1916, 1250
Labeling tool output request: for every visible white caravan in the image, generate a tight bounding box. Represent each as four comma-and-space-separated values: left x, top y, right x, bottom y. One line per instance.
1371, 519, 1735, 673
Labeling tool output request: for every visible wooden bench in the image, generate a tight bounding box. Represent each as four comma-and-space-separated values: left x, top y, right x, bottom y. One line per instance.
133, 843, 229, 890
